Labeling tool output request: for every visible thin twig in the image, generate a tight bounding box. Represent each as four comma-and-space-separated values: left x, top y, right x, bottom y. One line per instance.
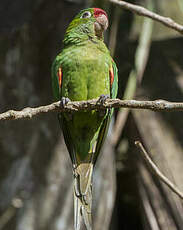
1, 99, 183, 121
108, 6, 120, 56
0, 207, 15, 230
135, 141, 183, 200
109, 0, 183, 35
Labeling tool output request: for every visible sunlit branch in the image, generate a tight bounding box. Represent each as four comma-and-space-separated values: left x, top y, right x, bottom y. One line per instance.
1, 99, 183, 121
110, 0, 183, 35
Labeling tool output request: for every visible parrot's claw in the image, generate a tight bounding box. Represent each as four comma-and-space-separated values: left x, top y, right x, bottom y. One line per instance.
60, 97, 73, 120
97, 94, 109, 117
98, 94, 109, 104
60, 97, 71, 108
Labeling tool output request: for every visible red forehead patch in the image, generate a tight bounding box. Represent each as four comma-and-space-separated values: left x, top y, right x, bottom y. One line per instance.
94, 8, 108, 18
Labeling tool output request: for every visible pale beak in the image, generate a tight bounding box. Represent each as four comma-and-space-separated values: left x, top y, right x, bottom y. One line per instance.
94, 14, 108, 38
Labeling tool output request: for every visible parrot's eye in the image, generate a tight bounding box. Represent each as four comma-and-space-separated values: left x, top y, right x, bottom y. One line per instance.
81, 11, 91, 19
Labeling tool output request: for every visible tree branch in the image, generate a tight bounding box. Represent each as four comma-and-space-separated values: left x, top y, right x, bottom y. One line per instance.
1, 99, 183, 121
109, 0, 183, 35
135, 141, 183, 200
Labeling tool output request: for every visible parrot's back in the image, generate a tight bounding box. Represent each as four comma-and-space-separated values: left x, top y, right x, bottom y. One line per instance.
54, 42, 111, 101
53, 42, 112, 163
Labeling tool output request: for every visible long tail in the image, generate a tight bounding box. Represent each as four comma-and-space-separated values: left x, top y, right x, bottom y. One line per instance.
73, 163, 93, 230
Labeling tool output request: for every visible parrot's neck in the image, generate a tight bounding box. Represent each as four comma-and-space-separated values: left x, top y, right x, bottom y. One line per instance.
63, 21, 104, 46
63, 35, 102, 47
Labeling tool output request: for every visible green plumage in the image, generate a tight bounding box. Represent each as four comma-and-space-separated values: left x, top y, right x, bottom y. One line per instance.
52, 8, 118, 230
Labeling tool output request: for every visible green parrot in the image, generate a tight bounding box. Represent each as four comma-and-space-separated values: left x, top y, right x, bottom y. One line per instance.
51, 8, 118, 230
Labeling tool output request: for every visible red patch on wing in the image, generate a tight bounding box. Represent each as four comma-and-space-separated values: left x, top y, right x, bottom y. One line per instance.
94, 8, 108, 18
57, 67, 62, 88
109, 66, 114, 87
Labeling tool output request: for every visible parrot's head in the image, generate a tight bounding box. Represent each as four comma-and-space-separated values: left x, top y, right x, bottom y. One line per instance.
63, 8, 109, 45
78, 8, 108, 38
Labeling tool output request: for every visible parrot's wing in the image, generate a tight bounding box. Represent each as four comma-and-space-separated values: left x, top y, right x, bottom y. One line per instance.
52, 61, 77, 164
51, 59, 62, 101
58, 114, 77, 165
93, 60, 118, 164
110, 59, 118, 99
93, 112, 110, 165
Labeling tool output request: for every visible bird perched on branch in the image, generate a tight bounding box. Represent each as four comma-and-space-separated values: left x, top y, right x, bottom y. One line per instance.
52, 8, 118, 230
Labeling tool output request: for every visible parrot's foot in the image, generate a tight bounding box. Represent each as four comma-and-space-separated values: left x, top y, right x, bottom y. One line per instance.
60, 97, 73, 120
97, 94, 109, 117
60, 97, 71, 108
98, 94, 110, 104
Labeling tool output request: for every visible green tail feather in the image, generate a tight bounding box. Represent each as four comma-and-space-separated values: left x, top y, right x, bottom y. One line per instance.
74, 163, 93, 230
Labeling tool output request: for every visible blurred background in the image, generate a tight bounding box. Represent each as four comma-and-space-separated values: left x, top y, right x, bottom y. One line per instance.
0, 0, 183, 229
